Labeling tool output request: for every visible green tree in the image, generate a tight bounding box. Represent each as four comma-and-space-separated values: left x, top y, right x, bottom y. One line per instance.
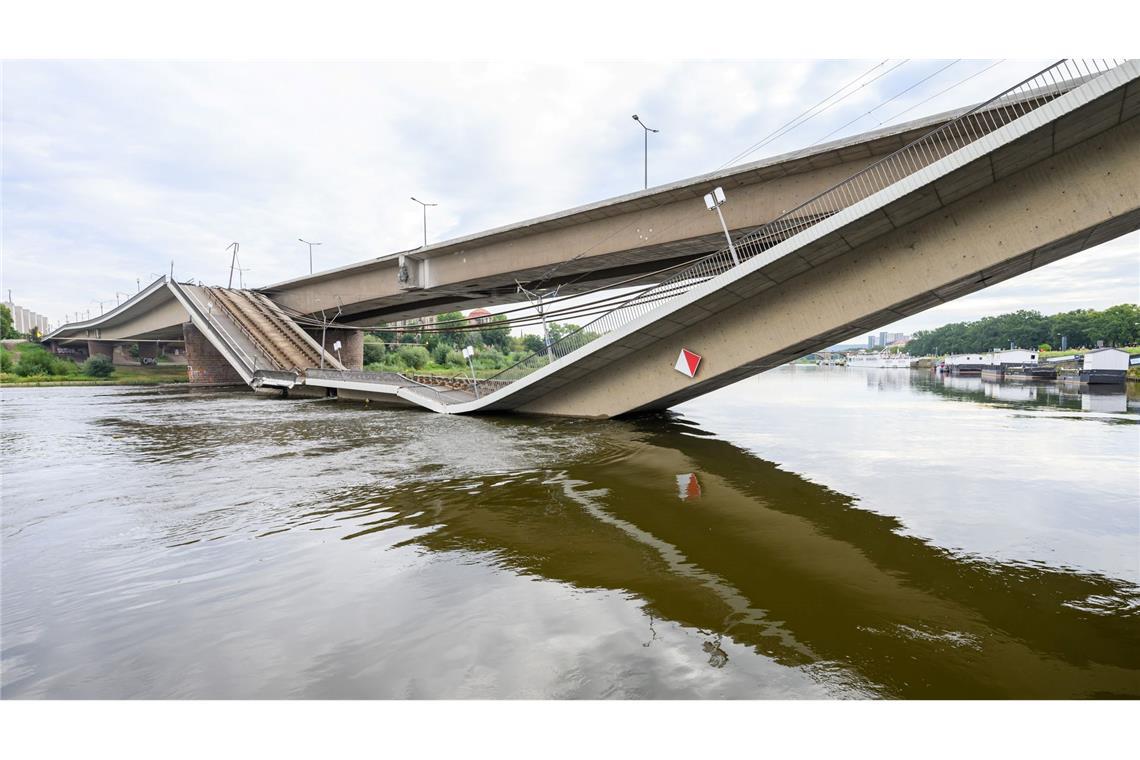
520, 334, 545, 354
1049, 309, 1095, 348
0, 304, 18, 339
479, 314, 511, 351
434, 311, 467, 346
13, 346, 75, 377
396, 345, 430, 370
81, 355, 115, 378
362, 337, 386, 365
1089, 303, 1140, 346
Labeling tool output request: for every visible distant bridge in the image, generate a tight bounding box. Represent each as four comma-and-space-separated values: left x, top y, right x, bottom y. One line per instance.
44, 60, 1140, 418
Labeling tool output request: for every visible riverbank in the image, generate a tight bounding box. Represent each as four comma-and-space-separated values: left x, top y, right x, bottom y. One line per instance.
0, 365, 188, 387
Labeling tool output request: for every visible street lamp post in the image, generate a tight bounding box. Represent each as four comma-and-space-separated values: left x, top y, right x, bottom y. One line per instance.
299, 238, 321, 275
410, 197, 437, 247
703, 186, 740, 266
632, 114, 659, 190
226, 242, 240, 288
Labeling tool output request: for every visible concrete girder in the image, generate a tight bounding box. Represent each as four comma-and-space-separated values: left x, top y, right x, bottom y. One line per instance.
514, 116, 1140, 418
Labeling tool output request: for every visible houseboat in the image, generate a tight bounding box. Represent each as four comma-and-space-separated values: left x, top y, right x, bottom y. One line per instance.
1080, 347, 1130, 385
945, 353, 986, 376
980, 348, 1053, 381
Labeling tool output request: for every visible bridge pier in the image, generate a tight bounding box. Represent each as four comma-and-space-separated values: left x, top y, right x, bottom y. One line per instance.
307, 328, 363, 371
86, 340, 116, 362
183, 323, 245, 385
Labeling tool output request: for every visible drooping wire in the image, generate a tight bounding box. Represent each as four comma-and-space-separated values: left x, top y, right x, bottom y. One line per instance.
717, 59, 907, 170
528, 61, 900, 292
808, 59, 961, 147
273, 254, 704, 335
874, 59, 1006, 127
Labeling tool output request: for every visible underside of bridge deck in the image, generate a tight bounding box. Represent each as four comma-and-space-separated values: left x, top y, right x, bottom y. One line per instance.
510, 113, 1140, 418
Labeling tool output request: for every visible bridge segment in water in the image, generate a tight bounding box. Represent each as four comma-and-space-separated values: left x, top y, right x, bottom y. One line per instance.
43, 60, 1140, 418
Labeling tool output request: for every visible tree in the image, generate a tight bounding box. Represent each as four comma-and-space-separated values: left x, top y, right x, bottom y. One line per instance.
81, 355, 115, 378
902, 304, 1138, 355
520, 334, 545, 354
1089, 303, 1140, 347
1049, 309, 1094, 349
434, 311, 467, 346
479, 314, 511, 351
0, 304, 18, 339
362, 338, 386, 365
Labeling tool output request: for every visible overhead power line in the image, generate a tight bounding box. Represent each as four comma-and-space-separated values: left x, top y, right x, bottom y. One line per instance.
718, 59, 910, 170
809, 59, 961, 147
875, 59, 1006, 127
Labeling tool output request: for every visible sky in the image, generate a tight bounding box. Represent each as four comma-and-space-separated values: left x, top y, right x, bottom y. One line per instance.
2, 59, 1137, 338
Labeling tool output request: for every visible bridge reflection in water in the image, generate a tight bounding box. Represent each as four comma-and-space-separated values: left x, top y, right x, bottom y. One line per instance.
310, 413, 1138, 699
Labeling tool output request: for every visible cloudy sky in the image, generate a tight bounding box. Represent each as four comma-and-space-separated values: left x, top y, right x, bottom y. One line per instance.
2, 59, 1137, 337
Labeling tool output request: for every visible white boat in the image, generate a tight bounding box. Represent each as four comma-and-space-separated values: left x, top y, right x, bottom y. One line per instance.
845, 349, 913, 368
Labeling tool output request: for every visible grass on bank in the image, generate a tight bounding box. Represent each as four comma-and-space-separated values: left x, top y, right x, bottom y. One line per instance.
0, 343, 188, 386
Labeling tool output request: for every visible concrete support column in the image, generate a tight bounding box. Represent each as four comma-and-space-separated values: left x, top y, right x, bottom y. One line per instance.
183, 323, 245, 385
307, 328, 364, 370
86, 341, 116, 361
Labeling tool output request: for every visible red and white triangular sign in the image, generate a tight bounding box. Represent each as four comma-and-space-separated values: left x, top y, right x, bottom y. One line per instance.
674, 348, 702, 378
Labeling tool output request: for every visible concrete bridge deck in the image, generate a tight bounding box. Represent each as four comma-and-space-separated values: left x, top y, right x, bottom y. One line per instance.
41, 60, 1139, 419
279, 59, 1140, 417
260, 84, 1089, 326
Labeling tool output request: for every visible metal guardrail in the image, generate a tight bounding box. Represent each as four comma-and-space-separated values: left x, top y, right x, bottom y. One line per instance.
303, 367, 463, 409
206, 289, 290, 372
486, 59, 1129, 387
171, 281, 262, 377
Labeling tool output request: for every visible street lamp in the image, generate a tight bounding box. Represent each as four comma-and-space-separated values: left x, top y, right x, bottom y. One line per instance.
703, 186, 740, 266
226, 242, 240, 288
632, 114, 659, 190
410, 197, 437, 248
299, 238, 321, 275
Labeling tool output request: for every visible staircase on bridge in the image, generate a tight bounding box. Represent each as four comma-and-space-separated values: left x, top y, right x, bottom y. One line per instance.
171, 283, 345, 385
205, 287, 327, 372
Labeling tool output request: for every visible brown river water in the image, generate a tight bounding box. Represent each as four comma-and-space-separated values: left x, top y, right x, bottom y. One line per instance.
2, 366, 1138, 698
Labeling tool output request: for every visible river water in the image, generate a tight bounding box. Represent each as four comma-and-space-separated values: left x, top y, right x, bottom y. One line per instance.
2, 367, 1137, 699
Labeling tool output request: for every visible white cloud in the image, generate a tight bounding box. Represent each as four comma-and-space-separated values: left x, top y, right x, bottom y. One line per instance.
2, 59, 1134, 332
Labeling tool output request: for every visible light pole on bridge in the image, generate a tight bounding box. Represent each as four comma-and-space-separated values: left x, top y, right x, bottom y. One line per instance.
703, 186, 740, 266
410, 197, 437, 248
299, 238, 321, 275
632, 114, 659, 190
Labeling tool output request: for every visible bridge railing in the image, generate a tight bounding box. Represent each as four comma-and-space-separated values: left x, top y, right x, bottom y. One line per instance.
171, 281, 263, 377
486, 59, 1128, 388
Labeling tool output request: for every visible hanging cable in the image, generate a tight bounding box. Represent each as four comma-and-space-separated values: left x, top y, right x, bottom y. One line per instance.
808, 59, 961, 147
875, 59, 1006, 127
717, 59, 892, 170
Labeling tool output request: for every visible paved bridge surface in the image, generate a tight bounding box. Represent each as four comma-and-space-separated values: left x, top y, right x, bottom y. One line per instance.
44, 60, 1140, 418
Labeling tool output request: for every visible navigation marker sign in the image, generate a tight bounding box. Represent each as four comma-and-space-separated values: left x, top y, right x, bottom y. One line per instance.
674, 348, 702, 378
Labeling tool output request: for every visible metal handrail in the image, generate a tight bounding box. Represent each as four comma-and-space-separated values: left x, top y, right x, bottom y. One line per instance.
485, 58, 1128, 387
206, 289, 289, 371
171, 281, 261, 376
